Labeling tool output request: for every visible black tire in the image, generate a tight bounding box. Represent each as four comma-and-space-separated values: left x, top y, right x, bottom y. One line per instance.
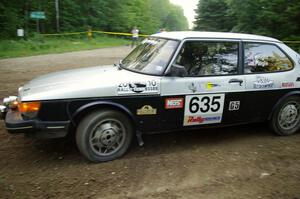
76, 109, 133, 162
269, 96, 300, 136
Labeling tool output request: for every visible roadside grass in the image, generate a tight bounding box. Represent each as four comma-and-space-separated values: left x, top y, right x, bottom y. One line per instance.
0, 35, 130, 59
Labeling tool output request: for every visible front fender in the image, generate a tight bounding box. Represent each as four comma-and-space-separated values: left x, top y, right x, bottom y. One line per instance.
71, 101, 137, 126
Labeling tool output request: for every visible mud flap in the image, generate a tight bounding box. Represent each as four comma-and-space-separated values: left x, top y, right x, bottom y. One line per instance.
136, 131, 144, 146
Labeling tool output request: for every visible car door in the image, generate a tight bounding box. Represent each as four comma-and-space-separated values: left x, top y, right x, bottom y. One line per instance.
160, 39, 246, 130
241, 42, 296, 121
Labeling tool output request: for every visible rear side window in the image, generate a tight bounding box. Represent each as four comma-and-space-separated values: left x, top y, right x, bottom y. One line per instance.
244, 43, 293, 73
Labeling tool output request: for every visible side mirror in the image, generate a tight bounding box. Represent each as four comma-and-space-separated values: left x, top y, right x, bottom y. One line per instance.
114, 60, 122, 70
166, 64, 187, 77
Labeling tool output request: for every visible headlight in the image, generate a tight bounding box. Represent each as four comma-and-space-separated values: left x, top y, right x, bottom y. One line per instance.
3, 96, 18, 109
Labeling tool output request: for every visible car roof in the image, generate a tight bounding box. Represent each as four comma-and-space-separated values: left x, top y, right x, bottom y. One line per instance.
151, 31, 281, 43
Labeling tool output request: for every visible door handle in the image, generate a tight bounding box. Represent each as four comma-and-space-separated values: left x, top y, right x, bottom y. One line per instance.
229, 79, 243, 86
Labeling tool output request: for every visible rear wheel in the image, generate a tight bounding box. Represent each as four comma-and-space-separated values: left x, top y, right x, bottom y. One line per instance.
270, 96, 300, 136
76, 109, 133, 162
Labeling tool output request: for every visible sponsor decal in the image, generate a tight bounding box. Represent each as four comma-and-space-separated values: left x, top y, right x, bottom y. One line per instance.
142, 39, 158, 45
184, 94, 225, 126
117, 80, 159, 95
137, 105, 157, 115
281, 82, 294, 88
206, 82, 221, 90
188, 82, 197, 93
185, 116, 221, 125
155, 66, 163, 71
187, 116, 204, 124
187, 82, 221, 93
253, 76, 274, 89
229, 101, 240, 111
165, 98, 184, 109
129, 82, 146, 93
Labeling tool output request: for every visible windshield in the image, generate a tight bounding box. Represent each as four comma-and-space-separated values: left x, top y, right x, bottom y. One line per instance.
122, 38, 179, 75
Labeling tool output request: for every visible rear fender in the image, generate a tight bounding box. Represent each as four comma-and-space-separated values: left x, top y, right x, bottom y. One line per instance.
268, 90, 300, 120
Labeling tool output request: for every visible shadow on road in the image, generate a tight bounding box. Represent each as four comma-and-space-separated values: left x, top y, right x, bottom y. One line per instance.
28, 122, 273, 163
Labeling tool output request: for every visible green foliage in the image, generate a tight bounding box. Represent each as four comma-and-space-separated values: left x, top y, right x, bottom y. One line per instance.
194, 0, 234, 31
194, 0, 300, 40
163, 4, 189, 31
0, 1, 25, 38
0, 35, 129, 58
0, 0, 188, 38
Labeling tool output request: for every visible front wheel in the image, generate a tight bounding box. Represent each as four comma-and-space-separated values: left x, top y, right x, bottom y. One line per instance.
76, 109, 133, 162
269, 96, 300, 136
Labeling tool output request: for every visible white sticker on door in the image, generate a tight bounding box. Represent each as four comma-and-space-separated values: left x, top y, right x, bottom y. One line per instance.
184, 94, 225, 126
229, 101, 240, 111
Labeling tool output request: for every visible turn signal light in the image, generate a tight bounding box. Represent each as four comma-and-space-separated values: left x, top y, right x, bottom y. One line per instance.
18, 102, 41, 113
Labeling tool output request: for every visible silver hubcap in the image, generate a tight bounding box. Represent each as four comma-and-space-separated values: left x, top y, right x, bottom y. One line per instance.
278, 101, 300, 130
89, 119, 125, 156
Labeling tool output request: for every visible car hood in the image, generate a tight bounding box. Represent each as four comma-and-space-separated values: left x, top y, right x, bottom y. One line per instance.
19, 65, 161, 101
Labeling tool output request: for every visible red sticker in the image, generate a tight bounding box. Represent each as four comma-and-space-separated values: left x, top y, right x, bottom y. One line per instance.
165, 98, 184, 109
282, 82, 294, 88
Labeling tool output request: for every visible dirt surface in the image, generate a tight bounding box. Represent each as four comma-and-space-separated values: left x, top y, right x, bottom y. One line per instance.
0, 47, 300, 199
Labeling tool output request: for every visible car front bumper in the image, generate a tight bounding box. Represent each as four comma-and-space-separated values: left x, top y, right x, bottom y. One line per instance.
1, 104, 69, 139
0, 105, 7, 120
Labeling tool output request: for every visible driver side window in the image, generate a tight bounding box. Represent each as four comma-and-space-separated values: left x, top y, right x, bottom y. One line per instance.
174, 41, 239, 77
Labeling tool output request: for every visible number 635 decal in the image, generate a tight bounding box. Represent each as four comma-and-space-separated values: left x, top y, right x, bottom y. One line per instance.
184, 94, 225, 126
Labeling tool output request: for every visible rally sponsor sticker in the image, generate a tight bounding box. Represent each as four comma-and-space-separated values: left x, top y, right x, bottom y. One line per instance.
186, 116, 222, 125
281, 82, 294, 88
206, 82, 221, 90
137, 105, 157, 115
229, 101, 240, 111
165, 98, 184, 109
187, 82, 222, 93
184, 94, 225, 126
253, 76, 274, 89
117, 80, 160, 95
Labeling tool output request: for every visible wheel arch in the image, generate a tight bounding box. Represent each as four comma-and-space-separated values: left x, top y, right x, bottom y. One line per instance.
69, 101, 137, 134
268, 90, 300, 120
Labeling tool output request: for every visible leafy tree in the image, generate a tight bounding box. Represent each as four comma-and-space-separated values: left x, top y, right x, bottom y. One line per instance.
164, 4, 189, 31
0, 0, 188, 38
0, 0, 25, 37
194, 0, 234, 32
194, 0, 300, 40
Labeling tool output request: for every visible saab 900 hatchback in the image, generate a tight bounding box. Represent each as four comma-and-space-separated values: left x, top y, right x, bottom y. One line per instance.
1, 31, 300, 162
